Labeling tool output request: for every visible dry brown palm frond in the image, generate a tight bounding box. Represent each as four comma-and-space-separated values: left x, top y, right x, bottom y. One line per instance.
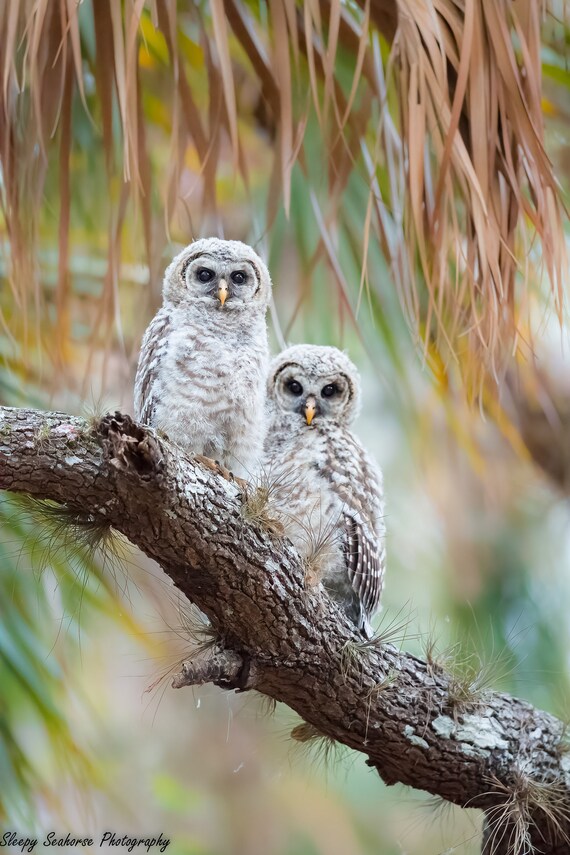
0, 0, 566, 403
211, 0, 239, 163
389, 0, 566, 388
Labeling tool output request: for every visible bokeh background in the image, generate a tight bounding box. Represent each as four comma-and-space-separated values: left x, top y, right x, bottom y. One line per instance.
1, 2, 569, 853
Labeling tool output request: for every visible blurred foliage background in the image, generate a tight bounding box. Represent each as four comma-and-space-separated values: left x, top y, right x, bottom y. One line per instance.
0, 0, 569, 852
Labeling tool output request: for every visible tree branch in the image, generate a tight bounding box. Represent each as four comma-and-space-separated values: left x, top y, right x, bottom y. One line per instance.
172, 649, 249, 689
1, 406, 569, 852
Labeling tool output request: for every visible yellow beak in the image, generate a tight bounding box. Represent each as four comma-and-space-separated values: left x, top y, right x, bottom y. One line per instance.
218, 280, 228, 307
304, 397, 316, 426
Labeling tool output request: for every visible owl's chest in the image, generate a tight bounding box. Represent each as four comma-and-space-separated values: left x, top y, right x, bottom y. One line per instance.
164, 323, 265, 387
274, 427, 342, 510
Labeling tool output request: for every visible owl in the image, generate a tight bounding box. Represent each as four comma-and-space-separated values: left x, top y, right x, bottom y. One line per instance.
265, 344, 386, 634
134, 238, 272, 477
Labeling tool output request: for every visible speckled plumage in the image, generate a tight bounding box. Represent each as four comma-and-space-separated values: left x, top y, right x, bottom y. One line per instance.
134, 238, 272, 476
265, 345, 386, 633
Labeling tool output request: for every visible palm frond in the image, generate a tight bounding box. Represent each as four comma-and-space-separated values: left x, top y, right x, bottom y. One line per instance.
0, 1, 566, 397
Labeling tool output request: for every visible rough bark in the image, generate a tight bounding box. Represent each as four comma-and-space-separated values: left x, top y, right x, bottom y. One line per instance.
172, 650, 246, 689
1, 406, 569, 853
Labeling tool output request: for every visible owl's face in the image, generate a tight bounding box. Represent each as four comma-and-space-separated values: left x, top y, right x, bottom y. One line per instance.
269, 345, 361, 427
163, 238, 272, 312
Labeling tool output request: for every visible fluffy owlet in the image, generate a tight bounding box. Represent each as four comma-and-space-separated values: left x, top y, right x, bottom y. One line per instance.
134, 238, 272, 476
265, 345, 386, 634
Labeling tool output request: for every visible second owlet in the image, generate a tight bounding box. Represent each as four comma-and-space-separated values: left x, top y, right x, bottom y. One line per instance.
134, 238, 272, 476
265, 345, 386, 634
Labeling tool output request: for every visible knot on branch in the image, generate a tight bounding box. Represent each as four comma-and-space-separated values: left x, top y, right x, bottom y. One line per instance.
172, 649, 256, 692
98, 412, 164, 480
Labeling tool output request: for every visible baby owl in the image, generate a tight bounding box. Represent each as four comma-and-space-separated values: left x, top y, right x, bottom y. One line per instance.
265, 344, 386, 634
134, 238, 272, 476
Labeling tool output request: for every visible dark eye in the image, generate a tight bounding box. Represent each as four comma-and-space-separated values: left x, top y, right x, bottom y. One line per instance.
231, 270, 246, 285
286, 380, 303, 396
197, 268, 214, 283
321, 384, 338, 398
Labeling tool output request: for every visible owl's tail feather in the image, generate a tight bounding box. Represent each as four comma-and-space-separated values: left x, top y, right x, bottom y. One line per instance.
359, 612, 374, 640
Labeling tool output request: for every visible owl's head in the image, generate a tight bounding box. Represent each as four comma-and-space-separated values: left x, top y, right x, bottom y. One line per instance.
268, 345, 362, 427
162, 238, 272, 312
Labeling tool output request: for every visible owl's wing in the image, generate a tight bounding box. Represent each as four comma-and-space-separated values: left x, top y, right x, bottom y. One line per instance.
343, 513, 385, 629
322, 430, 385, 630
133, 309, 171, 425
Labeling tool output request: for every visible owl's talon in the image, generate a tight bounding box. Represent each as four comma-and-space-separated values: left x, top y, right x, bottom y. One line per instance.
194, 453, 218, 472
227, 470, 247, 490
194, 454, 242, 486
